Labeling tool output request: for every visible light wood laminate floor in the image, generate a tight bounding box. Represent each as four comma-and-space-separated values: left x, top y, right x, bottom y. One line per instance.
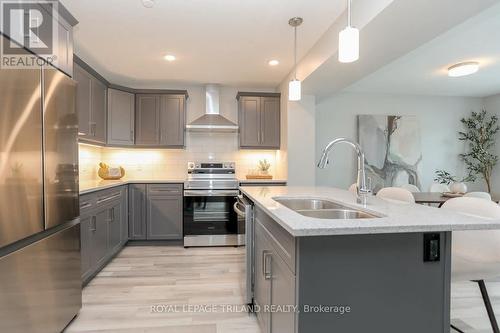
65, 246, 260, 333
65, 245, 499, 333
451, 278, 500, 333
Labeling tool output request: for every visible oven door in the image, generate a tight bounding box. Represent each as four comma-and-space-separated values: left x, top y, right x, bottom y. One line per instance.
183, 190, 239, 237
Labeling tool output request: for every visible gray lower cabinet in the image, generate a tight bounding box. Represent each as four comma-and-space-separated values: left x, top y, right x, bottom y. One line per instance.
129, 184, 147, 240
75, 62, 107, 144
254, 218, 295, 333
238, 94, 280, 149
254, 221, 273, 333
128, 184, 183, 241
136, 94, 186, 148
253, 205, 452, 333
80, 215, 93, 279
108, 88, 135, 146
92, 207, 110, 269
80, 186, 128, 284
147, 195, 183, 240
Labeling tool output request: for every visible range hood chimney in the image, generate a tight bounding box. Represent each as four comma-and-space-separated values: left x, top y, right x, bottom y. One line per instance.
186, 84, 239, 132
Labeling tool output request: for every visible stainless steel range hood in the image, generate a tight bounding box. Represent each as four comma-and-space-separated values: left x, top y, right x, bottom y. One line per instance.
186, 84, 239, 132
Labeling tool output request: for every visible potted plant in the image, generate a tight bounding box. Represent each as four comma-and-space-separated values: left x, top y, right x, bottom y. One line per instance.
258, 159, 271, 175
459, 110, 499, 193
434, 170, 471, 193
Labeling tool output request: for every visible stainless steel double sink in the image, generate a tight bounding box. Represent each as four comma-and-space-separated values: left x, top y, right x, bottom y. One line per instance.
273, 197, 381, 220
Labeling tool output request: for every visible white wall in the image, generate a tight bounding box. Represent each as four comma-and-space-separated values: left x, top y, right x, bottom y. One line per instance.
277, 81, 317, 186
315, 92, 485, 191
482, 93, 500, 193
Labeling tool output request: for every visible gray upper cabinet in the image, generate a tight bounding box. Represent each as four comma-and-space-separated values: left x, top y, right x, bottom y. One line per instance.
75, 63, 107, 144
239, 96, 261, 147
4, 3, 77, 77
54, 16, 74, 77
260, 97, 280, 148
238, 94, 280, 149
135, 95, 160, 146
92, 78, 107, 143
108, 89, 135, 146
75, 64, 91, 139
136, 94, 186, 148
160, 95, 185, 147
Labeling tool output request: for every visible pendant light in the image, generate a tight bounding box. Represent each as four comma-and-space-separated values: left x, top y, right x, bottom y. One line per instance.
339, 0, 359, 63
288, 17, 303, 101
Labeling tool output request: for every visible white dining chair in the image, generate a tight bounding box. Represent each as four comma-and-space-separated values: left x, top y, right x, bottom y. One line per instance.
442, 197, 500, 332
429, 183, 450, 193
376, 187, 415, 204
464, 191, 492, 201
400, 184, 420, 193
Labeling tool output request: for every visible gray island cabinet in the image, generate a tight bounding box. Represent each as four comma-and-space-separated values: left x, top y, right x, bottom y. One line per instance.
242, 186, 500, 333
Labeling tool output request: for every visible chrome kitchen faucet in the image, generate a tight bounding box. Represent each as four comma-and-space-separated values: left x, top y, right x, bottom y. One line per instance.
317, 138, 372, 206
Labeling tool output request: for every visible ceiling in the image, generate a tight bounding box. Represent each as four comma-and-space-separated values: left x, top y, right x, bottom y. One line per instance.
302, 0, 500, 100
344, 2, 500, 98
60, 0, 346, 88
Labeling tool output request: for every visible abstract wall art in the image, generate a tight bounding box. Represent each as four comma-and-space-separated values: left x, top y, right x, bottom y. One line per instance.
357, 115, 422, 192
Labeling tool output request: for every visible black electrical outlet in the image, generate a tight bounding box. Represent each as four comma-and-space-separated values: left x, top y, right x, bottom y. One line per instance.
424, 233, 440, 262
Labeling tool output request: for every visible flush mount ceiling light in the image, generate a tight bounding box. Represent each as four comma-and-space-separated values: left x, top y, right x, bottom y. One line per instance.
268, 60, 280, 66
339, 0, 359, 63
142, 0, 155, 8
288, 17, 303, 102
448, 62, 479, 77
164, 54, 176, 62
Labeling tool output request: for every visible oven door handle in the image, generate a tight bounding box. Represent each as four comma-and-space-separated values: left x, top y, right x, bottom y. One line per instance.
184, 190, 239, 197
233, 201, 246, 218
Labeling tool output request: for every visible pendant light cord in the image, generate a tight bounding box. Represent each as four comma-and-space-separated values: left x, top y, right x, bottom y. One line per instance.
347, 0, 352, 27
294, 25, 297, 80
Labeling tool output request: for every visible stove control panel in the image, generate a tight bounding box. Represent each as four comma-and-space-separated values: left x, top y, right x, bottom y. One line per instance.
188, 162, 235, 170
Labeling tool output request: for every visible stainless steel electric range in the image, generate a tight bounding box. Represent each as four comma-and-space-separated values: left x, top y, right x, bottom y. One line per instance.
183, 162, 245, 247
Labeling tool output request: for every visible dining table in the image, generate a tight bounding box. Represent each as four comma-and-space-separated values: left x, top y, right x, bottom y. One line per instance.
413, 192, 500, 206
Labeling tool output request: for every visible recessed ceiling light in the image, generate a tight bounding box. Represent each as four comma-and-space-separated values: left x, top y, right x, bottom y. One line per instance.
164, 54, 176, 62
448, 62, 479, 77
268, 60, 280, 66
142, 0, 155, 8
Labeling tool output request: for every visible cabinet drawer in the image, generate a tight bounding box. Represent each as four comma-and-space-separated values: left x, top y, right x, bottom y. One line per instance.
79, 194, 96, 213
95, 187, 124, 207
255, 207, 296, 274
147, 184, 182, 196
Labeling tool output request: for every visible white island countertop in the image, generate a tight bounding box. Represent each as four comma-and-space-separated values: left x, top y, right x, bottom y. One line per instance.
240, 186, 500, 237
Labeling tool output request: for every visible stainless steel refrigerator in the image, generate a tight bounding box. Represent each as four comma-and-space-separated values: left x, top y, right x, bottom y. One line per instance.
0, 34, 81, 333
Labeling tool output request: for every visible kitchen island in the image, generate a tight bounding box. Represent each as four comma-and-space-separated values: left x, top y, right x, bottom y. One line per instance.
240, 186, 500, 333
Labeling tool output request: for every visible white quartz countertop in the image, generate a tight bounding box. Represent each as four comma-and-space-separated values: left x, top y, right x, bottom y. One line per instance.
80, 178, 287, 194
240, 186, 500, 237
79, 179, 186, 194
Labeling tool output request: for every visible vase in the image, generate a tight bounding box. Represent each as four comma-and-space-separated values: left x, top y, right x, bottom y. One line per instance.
450, 182, 467, 194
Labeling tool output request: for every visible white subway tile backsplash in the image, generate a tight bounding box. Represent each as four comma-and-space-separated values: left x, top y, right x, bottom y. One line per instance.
79, 133, 280, 182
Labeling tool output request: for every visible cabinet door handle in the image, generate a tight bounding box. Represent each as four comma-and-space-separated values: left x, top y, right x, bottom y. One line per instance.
80, 202, 92, 210
257, 130, 260, 144
261, 130, 264, 144
109, 207, 115, 222
97, 192, 121, 204
262, 251, 272, 280
90, 216, 97, 232
130, 130, 134, 141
